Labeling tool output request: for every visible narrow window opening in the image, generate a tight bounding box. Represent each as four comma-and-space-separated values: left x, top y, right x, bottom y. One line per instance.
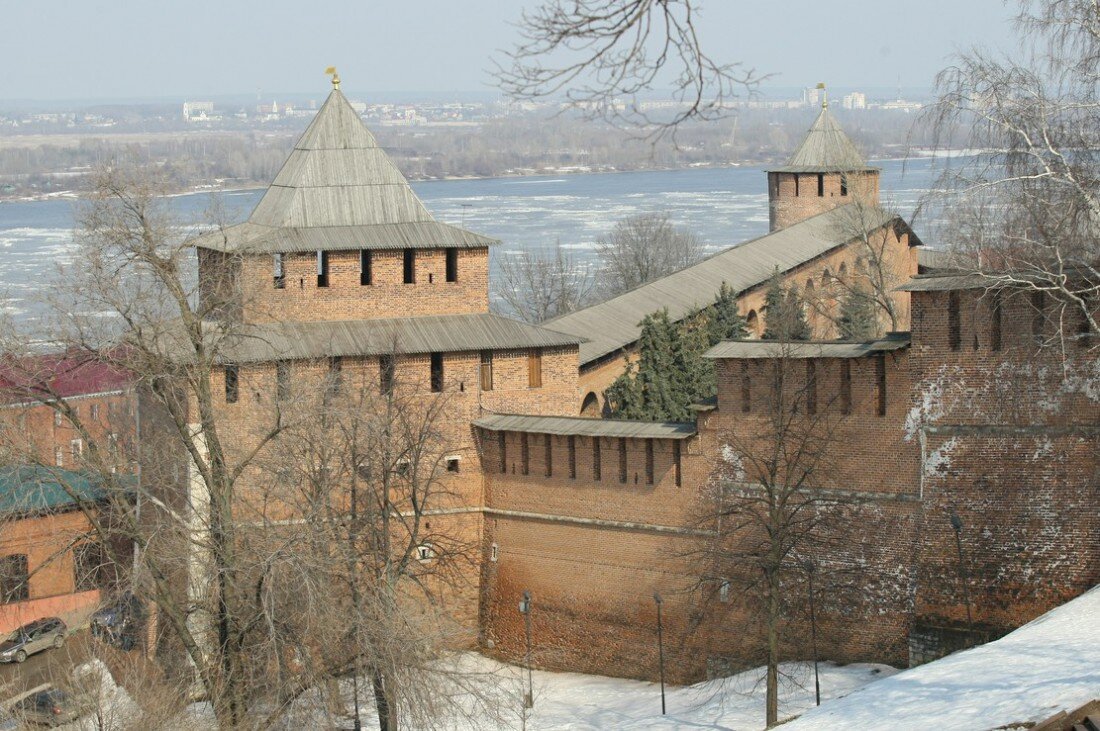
90, 403, 99, 421
645, 439, 654, 485
567, 435, 576, 479
673, 441, 682, 487
544, 434, 552, 477
490, 543, 499, 562
528, 348, 543, 388
225, 364, 239, 404
54, 411, 62, 428
806, 360, 818, 415
316, 251, 329, 288
991, 291, 1003, 351
328, 356, 343, 397
445, 247, 458, 282
741, 362, 751, 413
70, 438, 83, 459
719, 580, 730, 603
273, 253, 285, 289
794, 174, 800, 197
875, 354, 887, 417
54, 446, 63, 467
445, 456, 460, 473
1031, 290, 1046, 343
276, 360, 291, 401
948, 291, 962, 351
0, 554, 29, 604
520, 433, 529, 476
840, 360, 852, 415
498, 432, 507, 474
480, 350, 493, 391
403, 249, 416, 284
379, 355, 395, 395
430, 352, 444, 393
592, 438, 602, 481
840, 175, 849, 196
360, 249, 372, 286
817, 173, 825, 197
618, 438, 628, 483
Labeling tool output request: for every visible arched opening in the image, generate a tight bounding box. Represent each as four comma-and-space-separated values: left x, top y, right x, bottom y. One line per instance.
838, 262, 848, 279
746, 309, 760, 338
805, 278, 815, 293
580, 391, 600, 417
821, 267, 831, 285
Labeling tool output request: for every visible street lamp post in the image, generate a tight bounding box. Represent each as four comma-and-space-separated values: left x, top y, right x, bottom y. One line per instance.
518, 591, 533, 710
802, 559, 820, 706
654, 592, 666, 715
949, 512, 975, 640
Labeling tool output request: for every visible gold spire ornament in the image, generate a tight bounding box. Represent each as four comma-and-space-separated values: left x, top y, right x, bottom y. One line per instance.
817, 82, 827, 109
325, 66, 340, 90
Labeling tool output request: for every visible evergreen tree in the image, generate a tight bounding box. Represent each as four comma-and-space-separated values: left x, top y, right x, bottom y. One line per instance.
761, 270, 786, 341
762, 270, 811, 341
605, 361, 644, 418
706, 281, 748, 345
783, 286, 812, 340
837, 283, 880, 340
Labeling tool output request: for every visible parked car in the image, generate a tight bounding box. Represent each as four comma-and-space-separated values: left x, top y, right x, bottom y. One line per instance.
11, 686, 83, 727
0, 618, 66, 663
90, 592, 144, 651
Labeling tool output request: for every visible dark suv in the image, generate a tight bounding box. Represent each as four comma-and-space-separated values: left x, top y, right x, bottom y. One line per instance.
0, 618, 66, 663
90, 593, 144, 651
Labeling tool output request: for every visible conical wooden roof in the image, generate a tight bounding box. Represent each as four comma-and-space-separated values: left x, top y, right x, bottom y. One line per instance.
194, 89, 496, 253
769, 106, 875, 173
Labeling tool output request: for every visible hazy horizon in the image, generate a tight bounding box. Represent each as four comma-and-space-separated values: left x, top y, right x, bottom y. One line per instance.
2, 0, 1020, 103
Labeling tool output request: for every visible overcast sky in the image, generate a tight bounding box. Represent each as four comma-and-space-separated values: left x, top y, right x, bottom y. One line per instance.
2, 0, 1020, 101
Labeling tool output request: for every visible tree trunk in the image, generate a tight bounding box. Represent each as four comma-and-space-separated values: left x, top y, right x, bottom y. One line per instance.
766, 569, 780, 727
372, 669, 397, 731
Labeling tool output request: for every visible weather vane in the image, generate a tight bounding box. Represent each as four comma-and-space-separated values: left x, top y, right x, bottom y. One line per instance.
325, 66, 340, 91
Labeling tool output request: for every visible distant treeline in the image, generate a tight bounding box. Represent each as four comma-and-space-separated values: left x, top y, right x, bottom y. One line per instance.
0, 107, 940, 198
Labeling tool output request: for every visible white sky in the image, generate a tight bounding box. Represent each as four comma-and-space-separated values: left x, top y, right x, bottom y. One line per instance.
0, 0, 1020, 101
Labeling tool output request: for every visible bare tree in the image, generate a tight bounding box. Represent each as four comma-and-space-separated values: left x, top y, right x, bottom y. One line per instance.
494, 0, 762, 140
595, 212, 706, 299
698, 345, 862, 727
492, 242, 595, 323
923, 0, 1100, 345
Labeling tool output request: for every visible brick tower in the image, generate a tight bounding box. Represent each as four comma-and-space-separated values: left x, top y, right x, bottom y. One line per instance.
766, 93, 880, 232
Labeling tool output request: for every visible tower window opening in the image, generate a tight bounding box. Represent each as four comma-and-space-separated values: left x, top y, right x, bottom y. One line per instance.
875, 354, 887, 416
673, 441, 682, 487
741, 362, 751, 413
806, 360, 818, 415
618, 438, 627, 483
403, 249, 416, 284
948, 291, 962, 351
817, 173, 825, 197
794, 174, 800, 197
224, 364, 239, 404
498, 432, 507, 474
445, 247, 458, 282
645, 439, 654, 485
991, 291, 1003, 351
480, 350, 493, 391
592, 438, 601, 481
840, 360, 852, 415
380, 354, 395, 395
567, 435, 576, 479
430, 352, 444, 393
544, 434, 552, 477
360, 249, 372, 286
316, 251, 329, 288
840, 175, 849, 196
273, 254, 285, 289
520, 433, 529, 476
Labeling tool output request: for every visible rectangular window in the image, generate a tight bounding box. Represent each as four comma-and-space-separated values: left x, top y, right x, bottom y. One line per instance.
430, 352, 444, 393
528, 348, 543, 388
840, 175, 849, 196
480, 350, 493, 391
618, 437, 628, 483
225, 365, 239, 404
328, 357, 343, 397
567, 435, 576, 479
445, 456, 460, 473
840, 360, 852, 415
817, 173, 825, 197
673, 441, 682, 487
1032, 290, 1046, 343
403, 249, 416, 284
990, 291, 1003, 351
741, 362, 751, 413
54, 411, 62, 428
274, 253, 286, 289
90, 403, 99, 421
806, 360, 817, 415
70, 438, 82, 460
316, 251, 329, 288
54, 446, 63, 467
498, 432, 507, 474
592, 438, 601, 481
875, 354, 887, 417
74, 543, 106, 593
276, 361, 291, 401
360, 249, 372, 286
380, 354, 395, 395
520, 433, 529, 476
445, 247, 458, 283
645, 439, 654, 485
948, 291, 962, 351
544, 434, 552, 477
0, 554, 28, 604
794, 174, 800, 197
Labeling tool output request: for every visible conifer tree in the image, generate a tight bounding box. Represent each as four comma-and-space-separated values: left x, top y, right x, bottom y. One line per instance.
706, 281, 748, 345
762, 270, 811, 341
837, 283, 880, 340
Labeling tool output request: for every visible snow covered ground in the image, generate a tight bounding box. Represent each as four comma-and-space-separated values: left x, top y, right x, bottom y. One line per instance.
786, 585, 1100, 731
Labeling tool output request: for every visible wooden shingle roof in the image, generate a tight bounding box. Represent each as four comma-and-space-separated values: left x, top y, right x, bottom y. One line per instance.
767, 106, 876, 174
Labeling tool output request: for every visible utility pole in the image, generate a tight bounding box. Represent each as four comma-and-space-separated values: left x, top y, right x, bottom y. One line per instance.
654, 593, 666, 715
519, 591, 533, 710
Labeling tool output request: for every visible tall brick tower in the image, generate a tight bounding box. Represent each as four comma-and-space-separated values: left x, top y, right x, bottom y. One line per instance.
766, 92, 880, 232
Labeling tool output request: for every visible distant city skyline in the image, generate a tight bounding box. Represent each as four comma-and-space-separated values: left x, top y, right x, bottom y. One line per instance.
2, 1, 1019, 102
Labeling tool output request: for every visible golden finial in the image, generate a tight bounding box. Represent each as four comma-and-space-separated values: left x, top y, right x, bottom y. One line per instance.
325, 66, 340, 91
816, 82, 827, 109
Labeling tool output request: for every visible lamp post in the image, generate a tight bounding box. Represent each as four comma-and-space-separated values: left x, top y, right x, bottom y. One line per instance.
949, 512, 974, 640
518, 591, 533, 710
654, 592, 666, 715
802, 559, 820, 707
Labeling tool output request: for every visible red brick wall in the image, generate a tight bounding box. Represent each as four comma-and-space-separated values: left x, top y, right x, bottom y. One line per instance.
768, 170, 880, 231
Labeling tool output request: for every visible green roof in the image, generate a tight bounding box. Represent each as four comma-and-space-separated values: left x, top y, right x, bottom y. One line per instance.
0, 467, 112, 515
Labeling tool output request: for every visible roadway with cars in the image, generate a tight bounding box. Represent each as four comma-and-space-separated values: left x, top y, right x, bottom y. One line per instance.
0, 630, 92, 712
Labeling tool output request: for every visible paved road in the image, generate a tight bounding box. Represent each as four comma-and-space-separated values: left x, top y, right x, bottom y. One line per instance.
0, 630, 93, 705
